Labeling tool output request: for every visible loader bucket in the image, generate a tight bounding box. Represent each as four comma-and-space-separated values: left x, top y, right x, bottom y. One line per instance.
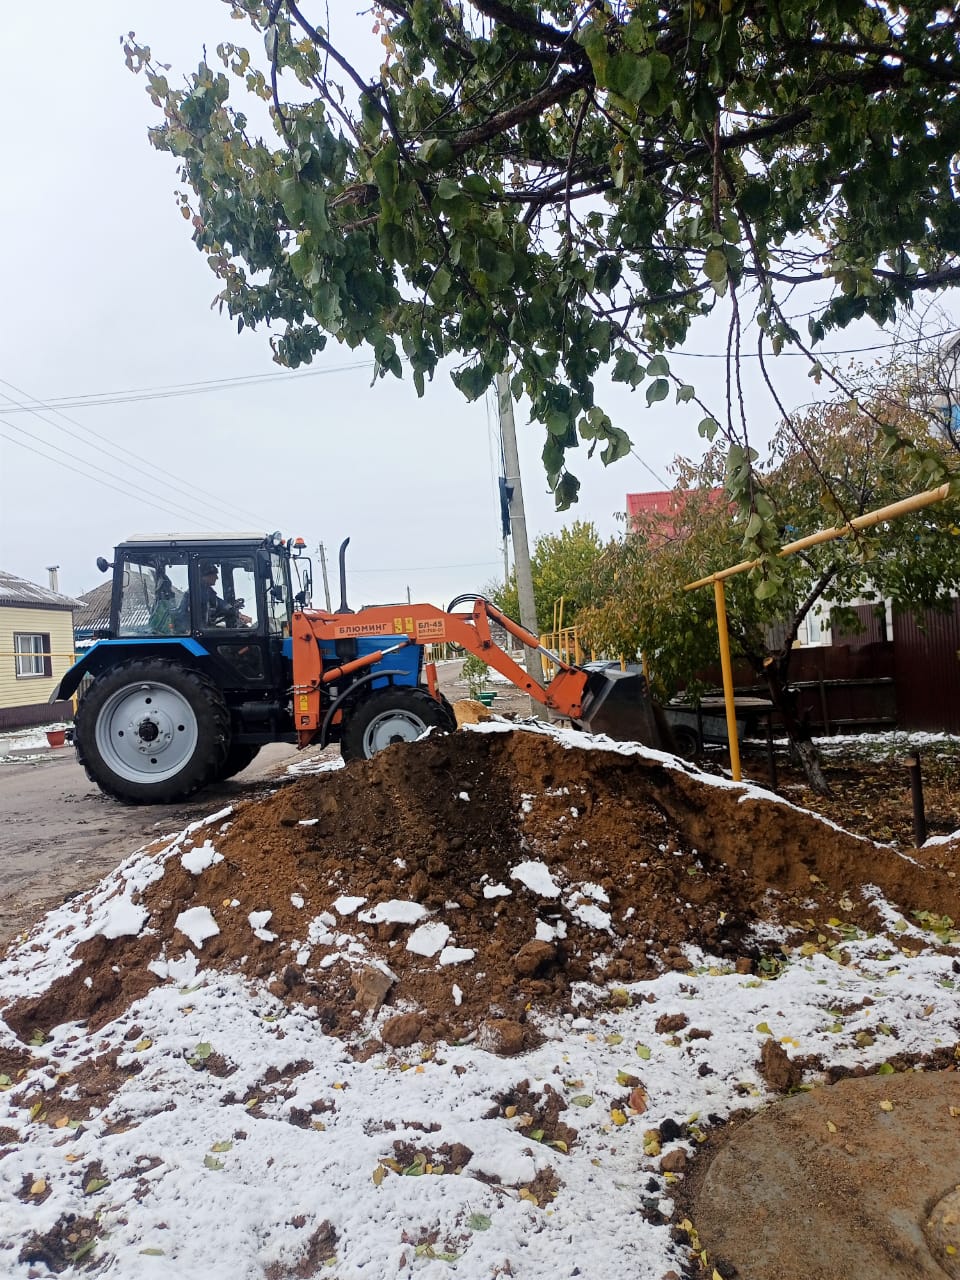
574, 669, 670, 750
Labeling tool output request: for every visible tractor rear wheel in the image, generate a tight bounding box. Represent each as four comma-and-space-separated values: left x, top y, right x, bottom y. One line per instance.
340, 687, 456, 763
75, 659, 230, 803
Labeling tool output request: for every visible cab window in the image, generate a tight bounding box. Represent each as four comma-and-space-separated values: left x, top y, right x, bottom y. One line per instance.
265, 552, 292, 635
196, 558, 259, 632
117, 557, 189, 636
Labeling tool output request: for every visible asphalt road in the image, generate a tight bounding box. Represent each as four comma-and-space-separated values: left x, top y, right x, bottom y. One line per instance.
0, 741, 317, 948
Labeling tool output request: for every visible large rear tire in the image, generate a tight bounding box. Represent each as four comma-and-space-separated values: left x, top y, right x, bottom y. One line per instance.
75, 659, 230, 803
340, 687, 456, 763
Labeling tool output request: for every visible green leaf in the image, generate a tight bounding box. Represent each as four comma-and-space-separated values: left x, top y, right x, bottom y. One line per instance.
602, 427, 632, 465
606, 53, 653, 103
469, 1212, 492, 1231
646, 354, 670, 377
698, 417, 719, 440
203, 1155, 225, 1171
745, 513, 764, 539
635, 1043, 652, 1059
645, 378, 670, 405
570, 1094, 595, 1107
418, 138, 453, 167
704, 248, 728, 283
84, 1177, 110, 1194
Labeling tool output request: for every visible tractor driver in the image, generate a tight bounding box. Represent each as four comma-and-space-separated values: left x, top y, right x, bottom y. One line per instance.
182, 562, 252, 628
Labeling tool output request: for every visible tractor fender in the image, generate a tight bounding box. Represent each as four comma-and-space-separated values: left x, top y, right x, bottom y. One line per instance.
318, 668, 407, 747
53, 638, 210, 703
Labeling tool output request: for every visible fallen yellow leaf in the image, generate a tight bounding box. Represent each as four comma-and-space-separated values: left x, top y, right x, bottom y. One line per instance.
879, 1100, 894, 1112
610, 1109, 628, 1127
30, 1179, 46, 1196
826, 1120, 838, 1133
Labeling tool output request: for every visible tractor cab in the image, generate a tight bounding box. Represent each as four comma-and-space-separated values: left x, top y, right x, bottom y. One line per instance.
106, 533, 304, 688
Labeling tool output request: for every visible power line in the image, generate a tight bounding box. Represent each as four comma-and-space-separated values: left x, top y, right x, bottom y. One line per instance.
0, 422, 229, 529
0, 377, 269, 530
0, 360, 375, 414
629, 447, 669, 488
667, 337, 938, 359
348, 560, 503, 574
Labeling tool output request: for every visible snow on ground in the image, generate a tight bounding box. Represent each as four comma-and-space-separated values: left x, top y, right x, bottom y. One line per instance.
0, 721, 956, 1277
0, 723, 72, 761
1, 728, 958, 1278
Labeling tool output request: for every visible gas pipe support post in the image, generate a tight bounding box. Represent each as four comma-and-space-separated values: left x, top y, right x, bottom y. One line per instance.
713, 579, 742, 782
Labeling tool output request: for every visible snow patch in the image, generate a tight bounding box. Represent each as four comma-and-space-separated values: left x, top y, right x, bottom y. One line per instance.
174, 906, 220, 948
511, 860, 562, 898
180, 840, 223, 875
406, 922, 451, 956
360, 900, 429, 925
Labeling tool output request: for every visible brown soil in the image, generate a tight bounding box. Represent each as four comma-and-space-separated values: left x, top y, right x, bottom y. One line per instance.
727, 737, 960, 852
2, 723, 959, 1280
5, 727, 958, 1049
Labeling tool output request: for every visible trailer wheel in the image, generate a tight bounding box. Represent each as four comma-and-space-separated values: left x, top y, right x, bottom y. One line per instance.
340, 687, 456, 763
216, 743, 261, 781
670, 724, 701, 761
75, 659, 229, 803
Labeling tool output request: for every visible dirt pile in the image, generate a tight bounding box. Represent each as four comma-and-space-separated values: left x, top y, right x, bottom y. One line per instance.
5, 726, 959, 1050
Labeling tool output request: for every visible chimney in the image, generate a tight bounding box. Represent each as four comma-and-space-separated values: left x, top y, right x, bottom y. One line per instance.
46, 565, 60, 594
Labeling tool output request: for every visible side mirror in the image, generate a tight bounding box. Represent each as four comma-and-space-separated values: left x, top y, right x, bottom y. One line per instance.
96, 556, 111, 573
270, 585, 284, 602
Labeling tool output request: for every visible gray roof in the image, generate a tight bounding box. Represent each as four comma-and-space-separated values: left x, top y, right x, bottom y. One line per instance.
0, 568, 80, 610
73, 581, 113, 633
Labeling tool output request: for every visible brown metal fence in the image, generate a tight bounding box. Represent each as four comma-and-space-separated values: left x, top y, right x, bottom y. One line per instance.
696, 598, 960, 734
892, 599, 960, 733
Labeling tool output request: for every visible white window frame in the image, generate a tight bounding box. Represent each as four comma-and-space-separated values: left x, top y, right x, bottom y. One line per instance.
14, 632, 50, 679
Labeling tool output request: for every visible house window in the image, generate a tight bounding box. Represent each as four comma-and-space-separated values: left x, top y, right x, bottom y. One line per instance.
14, 632, 52, 678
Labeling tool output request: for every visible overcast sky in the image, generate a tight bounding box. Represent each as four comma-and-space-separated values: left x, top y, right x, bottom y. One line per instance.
0, 3, 945, 613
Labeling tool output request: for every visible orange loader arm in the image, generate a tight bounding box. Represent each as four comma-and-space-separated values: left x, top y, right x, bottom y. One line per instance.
289, 598, 591, 740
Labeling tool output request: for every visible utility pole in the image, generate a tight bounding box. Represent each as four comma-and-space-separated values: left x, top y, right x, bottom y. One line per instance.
317, 543, 332, 611
496, 371, 542, 690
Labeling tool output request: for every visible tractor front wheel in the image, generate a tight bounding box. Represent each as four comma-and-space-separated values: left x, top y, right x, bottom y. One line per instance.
75, 659, 230, 803
340, 687, 456, 763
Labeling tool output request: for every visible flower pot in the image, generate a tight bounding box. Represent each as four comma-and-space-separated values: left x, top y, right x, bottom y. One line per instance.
45, 729, 67, 748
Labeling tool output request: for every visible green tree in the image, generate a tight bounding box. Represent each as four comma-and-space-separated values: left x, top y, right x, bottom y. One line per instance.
126, 2, 960, 524
578, 390, 960, 792
488, 519, 605, 634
